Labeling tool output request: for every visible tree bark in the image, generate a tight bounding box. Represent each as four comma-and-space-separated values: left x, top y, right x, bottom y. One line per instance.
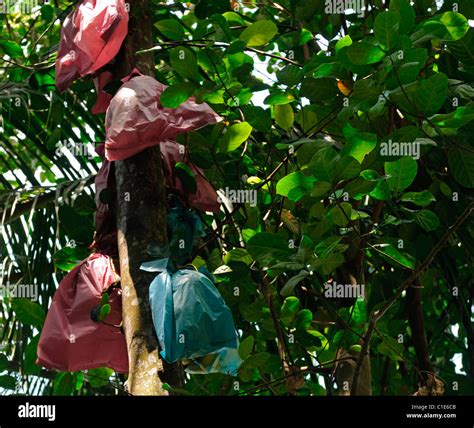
114, 0, 183, 395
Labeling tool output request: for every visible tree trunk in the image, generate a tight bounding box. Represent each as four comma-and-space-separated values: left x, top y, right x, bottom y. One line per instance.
114, 0, 183, 395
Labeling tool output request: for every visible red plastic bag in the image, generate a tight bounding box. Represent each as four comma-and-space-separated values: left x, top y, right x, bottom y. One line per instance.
104, 74, 222, 161
55, 0, 129, 92
37, 254, 128, 373
92, 71, 114, 114
161, 141, 220, 213
90, 144, 118, 256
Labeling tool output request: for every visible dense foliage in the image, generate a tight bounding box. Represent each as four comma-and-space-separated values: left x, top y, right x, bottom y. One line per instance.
0, 0, 473, 396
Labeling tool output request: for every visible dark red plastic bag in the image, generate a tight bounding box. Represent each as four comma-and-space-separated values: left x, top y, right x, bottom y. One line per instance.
161, 141, 220, 212
55, 0, 129, 92
104, 74, 222, 161
90, 144, 118, 256
37, 253, 128, 373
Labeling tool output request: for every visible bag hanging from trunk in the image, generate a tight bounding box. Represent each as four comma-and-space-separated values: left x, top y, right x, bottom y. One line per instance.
37, 253, 128, 373
141, 260, 242, 376
55, 0, 129, 92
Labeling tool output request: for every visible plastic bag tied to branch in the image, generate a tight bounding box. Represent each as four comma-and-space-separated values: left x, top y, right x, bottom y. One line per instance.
55, 0, 129, 92
140, 259, 242, 376
37, 253, 128, 373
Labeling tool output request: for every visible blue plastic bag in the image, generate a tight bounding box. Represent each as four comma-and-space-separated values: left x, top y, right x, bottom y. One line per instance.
147, 200, 204, 265
141, 260, 242, 376
166, 201, 204, 265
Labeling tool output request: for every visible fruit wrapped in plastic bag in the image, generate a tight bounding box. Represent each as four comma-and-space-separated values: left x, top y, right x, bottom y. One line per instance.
141, 260, 241, 376
37, 253, 128, 373
55, 0, 129, 91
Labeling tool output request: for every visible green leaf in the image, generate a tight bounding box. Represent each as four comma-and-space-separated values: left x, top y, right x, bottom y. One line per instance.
311, 148, 360, 183
87, 367, 114, 388
242, 105, 272, 132
448, 145, 474, 188
219, 122, 253, 152
374, 11, 400, 49
276, 65, 303, 86
170, 47, 198, 80
334, 156, 361, 182
160, 83, 194, 108
342, 125, 377, 163
223, 11, 245, 25
300, 77, 337, 102
330, 202, 352, 227
295, 309, 313, 331
373, 241, 415, 270
313, 62, 344, 79
239, 20, 278, 47
40, 4, 55, 22
439, 12, 469, 41
447, 27, 474, 66
24, 335, 41, 375
264, 92, 295, 105
377, 337, 404, 361
280, 270, 310, 297
155, 19, 186, 40
0, 375, 17, 390
344, 177, 377, 199
53, 246, 89, 272
53, 372, 74, 395
362, 170, 391, 199
314, 236, 347, 259
353, 298, 367, 325
430, 107, 474, 132
58, 205, 94, 244
239, 336, 254, 359
311, 181, 332, 197
389, 73, 448, 117
385, 156, 418, 192
75, 372, 85, 391
0, 353, 9, 372
274, 104, 294, 131
99, 304, 111, 321
247, 232, 294, 265
281, 296, 300, 327
389, 0, 415, 34
335, 35, 352, 53
238, 352, 271, 381
11, 298, 45, 329
276, 172, 313, 198
345, 42, 385, 65
401, 190, 436, 206
100, 293, 110, 306
413, 210, 440, 232
175, 162, 197, 193
224, 248, 253, 265
0, 41, 23, 58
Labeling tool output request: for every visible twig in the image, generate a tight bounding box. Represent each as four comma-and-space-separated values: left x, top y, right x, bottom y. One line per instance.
351, 201, 474, 395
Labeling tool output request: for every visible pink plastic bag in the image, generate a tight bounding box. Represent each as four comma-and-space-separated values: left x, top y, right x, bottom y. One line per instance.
92, 71, 114, 114
55, 0, 129, 92
161, 141, 220, 212
37, 253, 128, 373
104, 74, 222, 161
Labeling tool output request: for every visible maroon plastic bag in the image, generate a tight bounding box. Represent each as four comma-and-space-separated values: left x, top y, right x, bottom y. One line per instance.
37, 253, 128, 373
104, 74, 222, 161
92, 71, 114, 114
161, 141, 220, 213
55, 0, 129, 92
90, 144, 118, 256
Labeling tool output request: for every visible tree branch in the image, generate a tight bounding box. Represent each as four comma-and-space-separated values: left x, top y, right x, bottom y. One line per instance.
351, 201, 474, 395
